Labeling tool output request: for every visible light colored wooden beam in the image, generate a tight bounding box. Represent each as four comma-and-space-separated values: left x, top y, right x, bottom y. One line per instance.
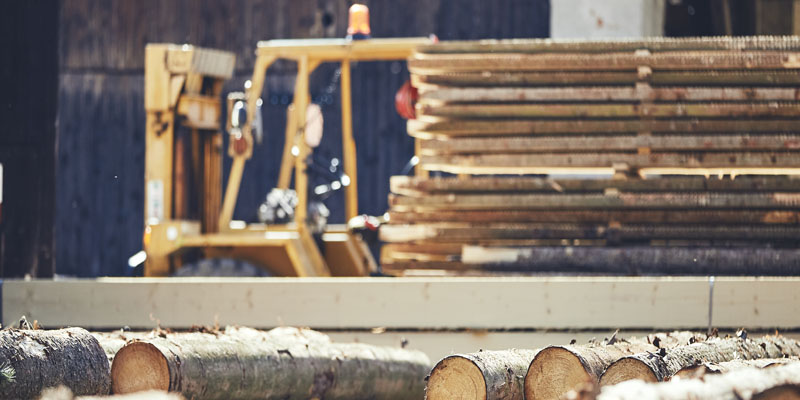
3, 277, 799, 331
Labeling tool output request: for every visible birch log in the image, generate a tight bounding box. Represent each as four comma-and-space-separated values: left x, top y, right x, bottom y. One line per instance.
110, 327, 431, 400
426, 349, 539, 400
599, 336, 800, 386
0, 328, 111, 399
590, 362, 800, 400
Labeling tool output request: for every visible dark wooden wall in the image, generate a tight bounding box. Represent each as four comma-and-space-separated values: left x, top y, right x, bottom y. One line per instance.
0, 2, 59, 278
57, 0, 550, 276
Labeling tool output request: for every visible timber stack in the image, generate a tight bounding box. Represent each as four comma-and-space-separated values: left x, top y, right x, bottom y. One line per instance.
382, 36, 800, 275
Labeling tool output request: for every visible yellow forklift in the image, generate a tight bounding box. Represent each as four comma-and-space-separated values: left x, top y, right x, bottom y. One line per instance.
139, 33, 429, 277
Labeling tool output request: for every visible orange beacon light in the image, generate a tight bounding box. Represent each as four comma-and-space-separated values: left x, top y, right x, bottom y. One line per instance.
347, 4, 371, 40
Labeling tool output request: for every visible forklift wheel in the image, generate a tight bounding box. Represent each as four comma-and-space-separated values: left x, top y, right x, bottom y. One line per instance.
172, 258, 272, 277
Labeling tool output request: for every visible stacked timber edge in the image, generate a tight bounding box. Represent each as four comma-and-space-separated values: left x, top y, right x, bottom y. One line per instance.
385, 36, 800, 276
110, 326, 431, 400
381, 175, 800, 275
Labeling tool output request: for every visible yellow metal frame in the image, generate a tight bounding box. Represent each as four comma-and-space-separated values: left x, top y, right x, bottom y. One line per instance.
144, 39, 427, 277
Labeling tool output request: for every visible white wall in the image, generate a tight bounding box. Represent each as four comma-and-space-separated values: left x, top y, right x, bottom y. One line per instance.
551, 0, 666, 38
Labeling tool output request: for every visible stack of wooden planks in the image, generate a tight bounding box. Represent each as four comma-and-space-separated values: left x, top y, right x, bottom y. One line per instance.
425, 331, 800, 400
381, 36, 800, 275
381, 175, 800, 274
408, 36, 800, 176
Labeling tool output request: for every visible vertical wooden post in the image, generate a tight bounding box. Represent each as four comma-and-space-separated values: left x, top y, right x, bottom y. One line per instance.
340, 60, 359, 221
294, 56, 311, 225
277, 104, 297, 189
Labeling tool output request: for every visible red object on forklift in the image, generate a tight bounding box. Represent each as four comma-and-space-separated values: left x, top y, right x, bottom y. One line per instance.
395, 80, 418, 120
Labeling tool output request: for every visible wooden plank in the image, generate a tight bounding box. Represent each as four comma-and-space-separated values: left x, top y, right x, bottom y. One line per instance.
419, 134, 800, 155
389, 175, 800, 194
388, 192, 800, 211
420, 153, 800, 174
0, 277, 717, 329
387, 209, 800, 225
414, 36, 800, 54
419, 87, 800, 103
379, 223, 800, 242
408, 119, 800, 137
418, 102, 800, 119
7, 278, 796, 329
408, 51, 800, 72
713, 278, 800, 328
413, 70, 800, 87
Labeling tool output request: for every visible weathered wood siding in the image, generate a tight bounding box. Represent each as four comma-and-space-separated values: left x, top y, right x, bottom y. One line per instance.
0, 1, 58, 278
57, 0, 550, 276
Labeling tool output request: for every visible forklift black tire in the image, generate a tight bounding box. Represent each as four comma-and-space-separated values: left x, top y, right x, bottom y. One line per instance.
172, 258, 272, 277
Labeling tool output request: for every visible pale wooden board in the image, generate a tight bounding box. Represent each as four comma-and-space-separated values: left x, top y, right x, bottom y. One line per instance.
417, 102, 800, 119
419, 153, 800, 174
412, 70, 800, 87
419, 87, 800, 103
389, 176, 800, 195
408, 51, 800, 72
408, 118, 800, 137
378, 223, 800, 242
0, 277, 745, 330
4, 278, 799, 330
388, 192, 800, 211
387, 210, 800, 225
418, 135, 800, 155
414, 36, 800, 54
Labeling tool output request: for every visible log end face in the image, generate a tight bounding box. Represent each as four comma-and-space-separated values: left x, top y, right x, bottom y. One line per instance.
111, 341, 170, 395
426, 356, 487, 400
599, 357, 658, 387
525, 347, 591, 400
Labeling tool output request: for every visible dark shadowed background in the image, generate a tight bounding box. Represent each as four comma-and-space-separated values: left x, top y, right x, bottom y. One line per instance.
55, 0, 551, 276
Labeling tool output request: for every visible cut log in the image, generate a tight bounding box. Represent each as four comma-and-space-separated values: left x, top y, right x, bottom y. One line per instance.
524, 341, 656, 400
599, 336, 800, 386
92, 331, 149, 366
0, 328, 111, 399
426, 349, 539, 400
674, 357, 799, 379
589, 362, 800, 400
524, 332, 705, 400
110, 327, 431, 400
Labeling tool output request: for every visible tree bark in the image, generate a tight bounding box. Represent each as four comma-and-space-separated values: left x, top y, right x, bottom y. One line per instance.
674, 357, 799, 379
110, 327, 431, 400
599, 336, 800, 386
426, 349, 539, 400
0, 328, 110, 399
524, 341, 657, 400
588, 362, 800, 400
